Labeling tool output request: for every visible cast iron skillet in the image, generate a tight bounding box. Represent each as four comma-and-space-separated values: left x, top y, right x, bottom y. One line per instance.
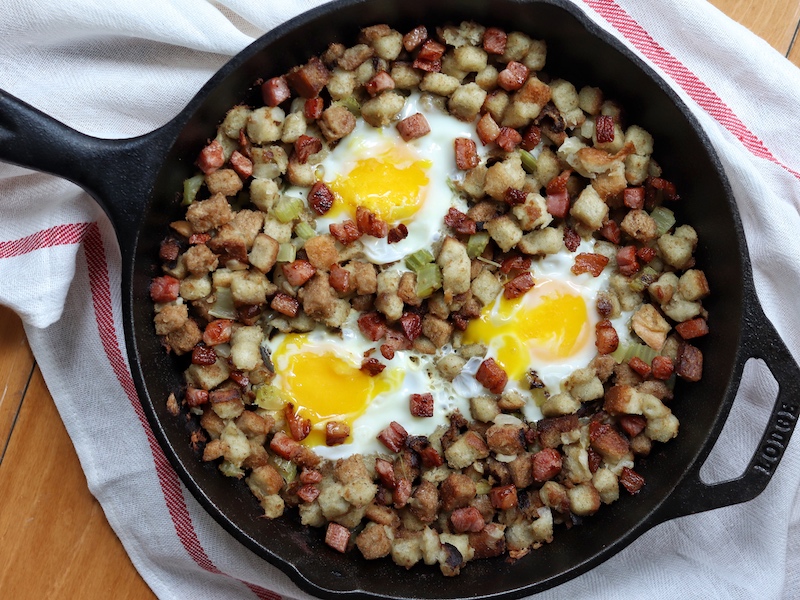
2, 0, 799, 597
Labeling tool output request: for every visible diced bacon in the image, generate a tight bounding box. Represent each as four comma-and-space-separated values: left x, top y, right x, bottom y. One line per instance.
546, 169, 572, 195
618, 415, 647, 438
380, 344, 395, 360
651, 355, 675, 380
500, 255, 532, 274
412, 57, 442, 73
210, 387, 241, 404
677, 343, 703, 382
403, 25, 428, 52
620, 466, 645, 494
191, 343, 217, 366
375, 457, 396, 488
444, 207, 477, 235
546, 191, 570, 219
476, 358, 508, 394
396, 112, 430, 141
377, 421, 409, 453
365, 70, 396, 97
451, 313, 468, 331
361, 357, 386, 376
572, 253, 610, 277
270, 291, 300, 317
229, 150, 253, 179
589, 421, 630, 462
595, 319, 619, 354
285, 403, 311, 441
616, 245, 639, 277
237, 304, 262, 326
329, 263, 351, 293
325, 421, 350, 446
308, 181, 335, 214
150, 275, 180, 303
286, 56, 330, 98
416, 39, 445, 62
477, 113, 501, 145
637, 246, 657, 263
624, 186, 645, 210
489, 484, 518, 510
270, 431, 302, 461
450, 506, 485, 533
675, 317, 709, 340
454, 138, 479, 170
563, 226, 581, 252
483, 27, 507, 54
294, 135, 322, 164
197, 139, 225, 174
329, 219, 362, 245
410, 393, 434, 418
262, 76, 291, 107
387, 223, 409, 244
325, 522, 350, 553
595, 115, 615, 143
504, 272, 534, 299
358, 311, 387, 341
237, 128, 252, 160
159, 237, 181, 262
300, 467, 323, 485
356, 206, 389, 238
406, 436, 444, 468
297, 484, 320, 503
628, 356, 652, 378
496, 126, 522, 152
229, 370, 249, 388
532, 448, 562, 483
497, 61, 530, 91
399, 311, 422, 341
598, 220, 621, 244
282, 260, 316, 286
304, 97, 324, 120
504, 187, 527, 206
647, 176, 679, 202
189, 232, 211, 245
521, 124, 542, 151
393, 477, 412, 509
185, 386, 209, 407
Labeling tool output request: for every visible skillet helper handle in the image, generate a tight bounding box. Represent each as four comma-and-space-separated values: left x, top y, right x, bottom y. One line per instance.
0, 89, 174, 252
653, 298, 800, 523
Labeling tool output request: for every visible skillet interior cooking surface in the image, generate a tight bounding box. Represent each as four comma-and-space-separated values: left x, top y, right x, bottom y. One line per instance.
1, 0, 799, 598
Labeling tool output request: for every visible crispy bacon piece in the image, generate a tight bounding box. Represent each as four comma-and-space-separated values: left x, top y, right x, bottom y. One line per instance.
188, 232, 211, 245
396, 112, 430, 141
294, 135, 323, 164
399, 311, 422, 342
356, 206, 389, 238
454, 137, 480, 170
546, 191, 570, 219
417, 38, 445, 62
651, 355, 675, 380
476, 358, 508, 394
159, 237, 181, 262
325, 522, 350, 553
504, 187, 527, 206
361, 357, 386, 376
229, 150, 253, 179
329, 219, 362, 245
620, 466, 645, 494
412, 56, 442, 73
563, 226, 581, 252
677, 343, 703, 382
150, 275, 180, 303
489, 484, 518, 510
377, 421, 409, 453
403, 25, 428, 52
325, 421, 350, 446
286, 56, 330, 98
599, 219, 622, 244
388, 223, 409, 244
197, 139, 225, 174
616, 245, 639, 277
304, 96, 324, 120
210, 387, 241, 404
380, 344, 395, 360
308, 181, 334, 214
676, 317, 709, 340
366, 70, 396, 97
262, 76, 291, 107
587, 447, 602, 473
476, 113, 501, 145
497, 61, 530, 91
483, 27, 507, 54
595, 319, 619, 354
191, 343, 217, 366
496, 126, 522, 152
375, 457, 396, 488
595, 115, 616, 144
500, 255, 532, 274
628, 356, 652, 378
285, 403, 311, 441
297, 484, 320, 503
647, 176, 679, 202
618, 415, 648, 438
410, 393, 434, 418
358, 311, 387, 341
383, 328, 413, 351
637, 246, 657, 263
450, 506, 485, 533
237, 304, 262, 326
624, 186, 645, 210
282, 259, 316, 286
546, 169, 571, 195
521, 124, 542, 151
532, 448, 563, 483
407, 436, 444, 468
270, 431, 301, 461
270, 292, 300, 317
572, 253, 610, 277
229, 370, 249, 388
444, 207, 477, 234
504, 272, 534, 299
300, 467, 323, 485
393, 477, 412, 509
185, 386, 209, 408
329, 263, 351, 293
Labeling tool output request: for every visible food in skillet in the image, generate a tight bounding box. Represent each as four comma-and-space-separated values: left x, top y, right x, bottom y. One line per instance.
152, 21, 709, 575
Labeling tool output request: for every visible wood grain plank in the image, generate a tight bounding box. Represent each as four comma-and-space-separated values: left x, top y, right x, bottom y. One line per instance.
0, 366, 156, 600
787, 32, 800, 67
0, 306, 35, 461
707, 0, 800, 54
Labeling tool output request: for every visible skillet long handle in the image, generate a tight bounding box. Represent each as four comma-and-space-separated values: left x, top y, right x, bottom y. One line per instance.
652, 297, 800, 523
0, 89, 177, 254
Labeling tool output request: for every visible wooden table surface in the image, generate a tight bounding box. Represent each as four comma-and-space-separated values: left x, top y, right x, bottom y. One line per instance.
1, 1, 799, 598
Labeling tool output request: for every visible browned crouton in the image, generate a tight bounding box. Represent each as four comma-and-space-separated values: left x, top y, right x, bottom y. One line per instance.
186, 193, 232, 233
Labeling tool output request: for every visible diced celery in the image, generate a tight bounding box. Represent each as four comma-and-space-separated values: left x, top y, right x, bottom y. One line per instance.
650, 206, 676, 236
294, 221, 316, 240
405, 248, 435, 273
611, 342, 659, 365
531, 388, 548, 408
415, 262, 442, 298
254, 384, 287, 411
269, 455, 297, 484
466, 232, 490, 259
273, 195, 304, 223
519, 149, 538, 174
276, 243, 296, 263
629, 266, 659, 292
335, 96, 361, 117
219, 460, 244, 479
208, 286, 236, 319
181, 174, 205, 206
475, 480, 492, 495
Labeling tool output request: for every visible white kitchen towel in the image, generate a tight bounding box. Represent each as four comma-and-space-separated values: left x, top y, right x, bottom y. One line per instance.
2, 1, 800, 598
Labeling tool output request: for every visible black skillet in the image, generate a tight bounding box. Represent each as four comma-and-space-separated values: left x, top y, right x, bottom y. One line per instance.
2, 0, 799, 598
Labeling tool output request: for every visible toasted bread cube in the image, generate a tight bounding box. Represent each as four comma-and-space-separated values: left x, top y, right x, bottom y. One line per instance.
360, 91, 405, 127
486, 215, 523, 253
649, 271, 679, 305
500, 100, 541, 129
624, 125, 654, 156
247, 106, 285, 144
448, 83, 488, 121
549, 79, 579, 114
609, 273, 643, 311
521, 39, 547, 71
658, 232, 695, 269
570, 186, 608, 231
662, 293, 703, 323
319, 105, 357, 141
250, 145, 288, 179
512, 191, 552, 231
220, 105, 252, 139
185, 358, 230, 391
563, 367, 604, 402
206, 168, 243, 198
678, 269, 710, 301
327, 68, 358, 100
262, 216, 292, 244
567, 483, 601, 516
483, 89, 509, 122
280, 111, 307, 144
471, 269, 503, 306
186, 193, 232, 233
444, 431, 489, 469
592, 468, 620, 504
420, 72, 461, 97
438, 237, 471, 298
621, 209, 658, 242
484, 154, 526, 201
248, 233, 279, 274
518, 227, 562, 255
370, 29, 403, 61
453, 45, 488, 72
304, 234, 340, 269
230, 270, 273, 305
421, 314, 454, 348
500, 31, 533, 62
391, 62, 423, 90
436, 353, 467, 382
541, 392, 580, 417
578, 86, 603, 115
375, 270, 404, 322
475, 65, 500, 91
180, 274, 212, 301
286, 157, 315, 187
625, 154, 651, 186
440, 20, 486, 47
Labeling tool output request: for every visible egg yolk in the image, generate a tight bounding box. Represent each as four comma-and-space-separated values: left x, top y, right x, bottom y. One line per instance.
326, 147, 431, 224
271, 334, 399, 447
463, 281, 591, 380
